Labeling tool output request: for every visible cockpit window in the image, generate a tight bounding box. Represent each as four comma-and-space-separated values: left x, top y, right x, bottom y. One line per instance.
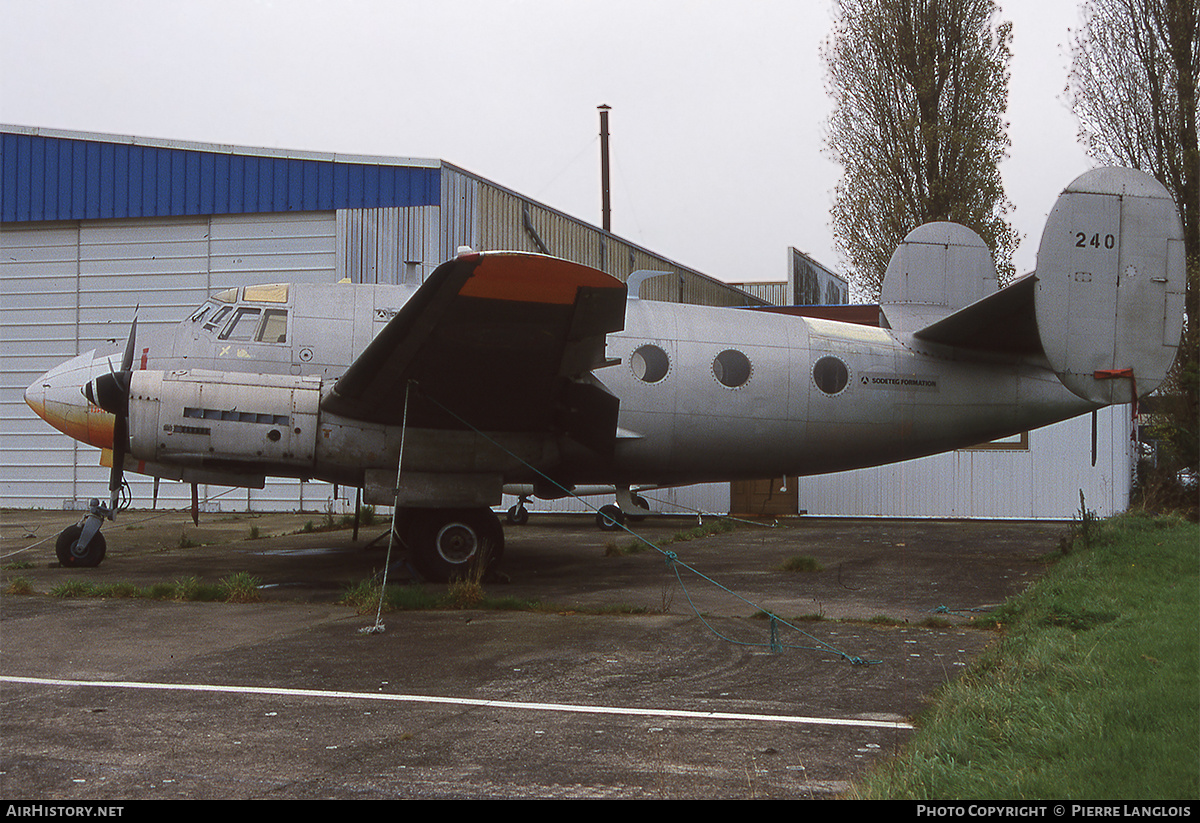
213, 288, 238, 303
217, 306, 289, 344
243, 284, 289, 303
203, 305, 233, 331
220, 307, 262, 341
259, 309, 288, 343
189, 304, 211, 323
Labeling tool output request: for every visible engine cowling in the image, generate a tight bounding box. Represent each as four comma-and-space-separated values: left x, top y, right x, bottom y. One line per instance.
128, 369, 320, 475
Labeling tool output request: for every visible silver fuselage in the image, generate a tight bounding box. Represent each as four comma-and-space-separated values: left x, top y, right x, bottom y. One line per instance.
27, 280, 1097, 502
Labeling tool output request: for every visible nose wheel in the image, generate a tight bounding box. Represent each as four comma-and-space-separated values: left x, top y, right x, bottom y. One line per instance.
54, 499, 111, 567
55, 525, 108, 567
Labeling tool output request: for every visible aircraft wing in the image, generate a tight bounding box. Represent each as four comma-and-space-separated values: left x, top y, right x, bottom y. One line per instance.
321, 251, 627, 455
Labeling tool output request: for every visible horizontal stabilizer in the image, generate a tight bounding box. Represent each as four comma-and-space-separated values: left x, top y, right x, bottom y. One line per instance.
880, 222, 999, 333
912, 275, 1041, 355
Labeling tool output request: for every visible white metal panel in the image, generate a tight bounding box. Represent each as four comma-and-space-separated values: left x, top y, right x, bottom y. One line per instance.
2, 225, 87, 506
210, 212, 336, 287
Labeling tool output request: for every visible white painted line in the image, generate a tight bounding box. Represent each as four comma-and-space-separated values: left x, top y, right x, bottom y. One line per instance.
2, 675, 913, 730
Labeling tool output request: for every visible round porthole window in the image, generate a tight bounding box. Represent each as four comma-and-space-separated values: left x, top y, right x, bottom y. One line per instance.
630, 344, 670, 383
713, 349, 752, 388
812, 356, 849, 395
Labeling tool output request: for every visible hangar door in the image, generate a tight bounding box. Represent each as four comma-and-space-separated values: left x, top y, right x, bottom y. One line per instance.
1, 212, 336, 510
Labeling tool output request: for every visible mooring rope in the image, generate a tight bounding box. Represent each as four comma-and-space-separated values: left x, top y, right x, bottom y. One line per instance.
2, 486, 241, 560
359, 381, 413, 636
408, 381, 879, 666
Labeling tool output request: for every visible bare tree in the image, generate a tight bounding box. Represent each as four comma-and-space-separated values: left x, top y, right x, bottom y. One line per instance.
823, 0, 1018, 300
1070, 0, 1198, 474
1069, 0, 1197, 258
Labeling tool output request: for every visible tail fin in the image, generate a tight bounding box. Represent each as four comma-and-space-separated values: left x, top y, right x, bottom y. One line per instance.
1034, 167, 1185, 404
880, 222, 999, 333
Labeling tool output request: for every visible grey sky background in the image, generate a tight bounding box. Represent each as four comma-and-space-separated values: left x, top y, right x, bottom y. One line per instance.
1, 0, 1094, 297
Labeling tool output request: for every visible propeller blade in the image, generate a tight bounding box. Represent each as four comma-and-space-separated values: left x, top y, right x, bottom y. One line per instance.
105, 314, 138, 518
120, 314, 139, 372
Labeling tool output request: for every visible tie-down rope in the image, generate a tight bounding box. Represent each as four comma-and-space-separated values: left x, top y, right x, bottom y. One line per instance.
385, 380, 878, 666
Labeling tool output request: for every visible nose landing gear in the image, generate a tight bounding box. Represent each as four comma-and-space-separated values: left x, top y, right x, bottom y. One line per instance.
55, 498, 111, 568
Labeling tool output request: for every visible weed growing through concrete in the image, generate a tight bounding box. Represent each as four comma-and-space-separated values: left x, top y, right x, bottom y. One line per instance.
780, 555, 824, 573
39, 573, 264, 603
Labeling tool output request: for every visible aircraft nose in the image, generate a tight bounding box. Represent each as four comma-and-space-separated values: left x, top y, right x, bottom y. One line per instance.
25, 351, 115, 449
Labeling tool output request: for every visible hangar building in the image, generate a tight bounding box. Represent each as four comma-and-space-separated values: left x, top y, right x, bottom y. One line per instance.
1, 125, 1132, 520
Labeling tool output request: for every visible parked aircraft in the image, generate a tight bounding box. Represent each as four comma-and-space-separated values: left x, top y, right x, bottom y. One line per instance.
24, 168, 1186, 581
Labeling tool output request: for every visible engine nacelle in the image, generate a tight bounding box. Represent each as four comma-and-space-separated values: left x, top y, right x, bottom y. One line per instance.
128, 369, 321, 475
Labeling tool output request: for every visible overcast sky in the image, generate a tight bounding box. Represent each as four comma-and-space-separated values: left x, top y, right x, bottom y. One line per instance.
1, 0, 1095, 296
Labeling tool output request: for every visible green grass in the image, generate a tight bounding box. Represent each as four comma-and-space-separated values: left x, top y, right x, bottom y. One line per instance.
851, 511, 1199, 800
339, 580, 554, 613
604, 517, 738, 556
45, 573, 264, 603
780, 554, 824, 573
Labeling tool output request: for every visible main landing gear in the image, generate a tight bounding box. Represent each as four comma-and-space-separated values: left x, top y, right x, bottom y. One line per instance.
505, 494, 530, 526
395, 506, 505, 583
596, 491, 651, 531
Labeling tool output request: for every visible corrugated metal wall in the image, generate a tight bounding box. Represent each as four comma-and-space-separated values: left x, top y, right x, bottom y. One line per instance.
337, 206, 441, 284
794, 407, 1133, 518
1, 129, 440, 222
734, 282, 790, 306
448, 165, 764, 307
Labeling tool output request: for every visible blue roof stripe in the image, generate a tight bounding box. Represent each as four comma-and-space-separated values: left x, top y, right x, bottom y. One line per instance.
1, 132, 441, 222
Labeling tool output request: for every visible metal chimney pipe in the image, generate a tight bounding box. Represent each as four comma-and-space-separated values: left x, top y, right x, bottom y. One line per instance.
598, 104, 611, 233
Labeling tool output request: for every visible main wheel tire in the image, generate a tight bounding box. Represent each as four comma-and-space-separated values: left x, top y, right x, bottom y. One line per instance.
404, 507, 504, 583
596, 504, 624, 531
55, 524, 107, 568
505, 504, 529, 526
